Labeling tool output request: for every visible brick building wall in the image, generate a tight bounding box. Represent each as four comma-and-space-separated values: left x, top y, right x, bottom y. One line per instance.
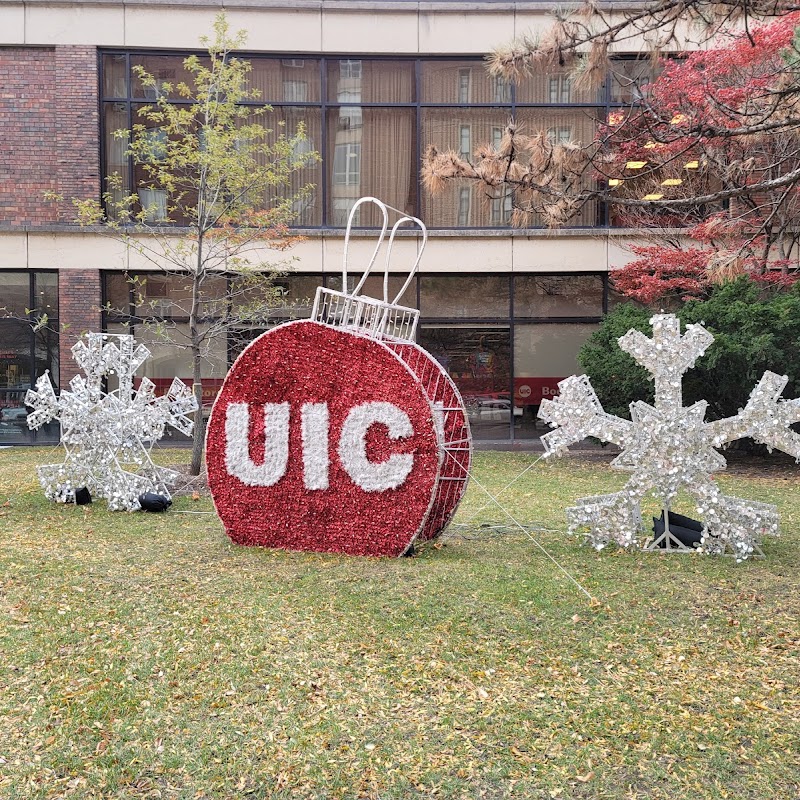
58, 269, 102, 385
0, 46, 99, 227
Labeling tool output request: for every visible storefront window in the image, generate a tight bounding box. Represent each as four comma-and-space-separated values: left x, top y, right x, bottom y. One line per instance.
419, 325, 511, 440
0, 271, 59, 444
514, 274, 604, 318
420, 275, 509, 319
513, 323, 597, 439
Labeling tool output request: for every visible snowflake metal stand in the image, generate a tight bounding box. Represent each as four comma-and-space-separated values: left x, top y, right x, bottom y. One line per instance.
26, 332, 198, 511
538, 314, 800, 561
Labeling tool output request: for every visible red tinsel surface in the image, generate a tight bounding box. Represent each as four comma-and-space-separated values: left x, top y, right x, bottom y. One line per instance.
206, 321, 441, 557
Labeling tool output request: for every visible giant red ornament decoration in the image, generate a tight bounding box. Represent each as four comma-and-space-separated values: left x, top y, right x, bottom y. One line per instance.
207, 198, 471, 556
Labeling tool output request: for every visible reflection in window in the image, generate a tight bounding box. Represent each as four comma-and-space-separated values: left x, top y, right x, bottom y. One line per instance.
338, 105, 363, 130
340, 59, 362, 80
333, 143, 361, 185
0, 270, 60, 443
420, 326, 512, 440
457, 187, 471, 226
332, 198, 360, 226
513, 323, 596, 439
283, 81, 308, 102
491, 193, 513, 225
458, 68, 471, 103
493, 76, 512, 104
547, 125, 573, 144
492, 126, 504, 150
548, 76, 572, 103
514, 274, 604, 317
459, 125, 471, 159
420, 275, 509, 318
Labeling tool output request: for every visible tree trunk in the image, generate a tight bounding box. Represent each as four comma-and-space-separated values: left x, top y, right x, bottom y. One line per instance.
189, 238, 205, 476
190, 370, 205, 477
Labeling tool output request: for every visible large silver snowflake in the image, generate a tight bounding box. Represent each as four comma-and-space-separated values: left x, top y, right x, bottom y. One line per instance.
538, 314, 800, 561
25, 332, 198, 511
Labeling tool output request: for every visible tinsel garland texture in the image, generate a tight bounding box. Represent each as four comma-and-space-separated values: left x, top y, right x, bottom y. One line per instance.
206, 320, 442, 557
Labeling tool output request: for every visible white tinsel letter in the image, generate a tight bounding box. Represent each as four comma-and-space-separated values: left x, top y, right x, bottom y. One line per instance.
225, 403, 290, 487
301, 403, 330, 490
338, 402, 414, 492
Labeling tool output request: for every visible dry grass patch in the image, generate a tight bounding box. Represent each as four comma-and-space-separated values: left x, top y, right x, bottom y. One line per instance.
0, 447, 798, 799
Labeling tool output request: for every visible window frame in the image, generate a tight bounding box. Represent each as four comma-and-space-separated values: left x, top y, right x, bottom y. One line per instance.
99, 50, 637, 230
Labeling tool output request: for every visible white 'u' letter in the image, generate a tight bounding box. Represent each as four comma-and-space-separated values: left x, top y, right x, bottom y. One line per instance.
225, 402, 290, 486
338, 401, 414, 492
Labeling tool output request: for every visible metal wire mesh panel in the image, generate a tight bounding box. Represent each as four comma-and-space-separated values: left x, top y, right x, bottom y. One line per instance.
312, 287, 419, 342
387, 340, 472, 541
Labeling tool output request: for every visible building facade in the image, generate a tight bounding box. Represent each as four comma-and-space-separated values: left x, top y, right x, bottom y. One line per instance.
0, 0, 654, 445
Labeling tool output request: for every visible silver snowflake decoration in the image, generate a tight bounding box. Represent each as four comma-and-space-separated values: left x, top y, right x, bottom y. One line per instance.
538, 314, 800, 561
25, 332, 198, 511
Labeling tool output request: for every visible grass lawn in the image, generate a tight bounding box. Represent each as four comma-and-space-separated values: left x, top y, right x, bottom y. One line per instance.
0, 446, 798, 799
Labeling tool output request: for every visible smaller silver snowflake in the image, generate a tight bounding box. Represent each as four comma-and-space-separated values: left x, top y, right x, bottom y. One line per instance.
539, 314, 800, 560
26, 332, 198, 511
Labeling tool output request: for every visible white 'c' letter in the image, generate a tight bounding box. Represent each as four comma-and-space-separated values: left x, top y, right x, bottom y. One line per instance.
301, 403, 329, 490
338, 401, 414, 492
225, 402, 290, 486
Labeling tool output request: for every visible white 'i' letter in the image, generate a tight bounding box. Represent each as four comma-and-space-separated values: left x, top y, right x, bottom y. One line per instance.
301, 402, 329, 490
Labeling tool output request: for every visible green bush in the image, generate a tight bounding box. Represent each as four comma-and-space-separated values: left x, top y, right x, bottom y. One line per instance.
578, 278, 800, 422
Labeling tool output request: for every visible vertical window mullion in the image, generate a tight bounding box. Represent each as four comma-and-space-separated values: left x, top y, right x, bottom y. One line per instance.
509, 273, 515, 442
320, 58, 328, 227
415, 59, 422, 219
127, 53, 134, 209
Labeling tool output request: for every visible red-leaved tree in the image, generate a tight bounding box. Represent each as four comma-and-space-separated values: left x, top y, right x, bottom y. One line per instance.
602, 13, 800, 300
423, 13, 800, 303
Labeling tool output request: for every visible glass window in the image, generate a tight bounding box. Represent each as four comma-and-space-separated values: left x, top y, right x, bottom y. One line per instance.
131, 274, 227, 318
0, 272, 30, 317
420, 275, 509, 318
459, 124, 472, 159
333, 142, 361, 186
283, 80, 308, 102
547, 125, 573, 144
419, 325, 511, 440
0, 321, 32, 389
0, 271, 60, 436
515, 275, 604, 318
327, 108, 417, 226
513, 323, 597, 439
105, 272, 132, 313
233, 274, 323, 320
103, 53, 128, 98
249, 58, 321, 103
609, 59, 657, 104
491, 194, 513, 225
326, 60, 414, 103
266, 106, 322, 227
492, 126, 504, 149
421, 108, 512, 227
34, 327, 59, 387
458, 68, 471, 103
135, 323, 228, 380
130, 54, 202, 100
102, 103, 131, 217
493, 76, 512, 104
421, 60, 513, 104
457, 187, 471, 226
516, 67, 601, 104
326, 274, 416, 309
34, 273, 58, 317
